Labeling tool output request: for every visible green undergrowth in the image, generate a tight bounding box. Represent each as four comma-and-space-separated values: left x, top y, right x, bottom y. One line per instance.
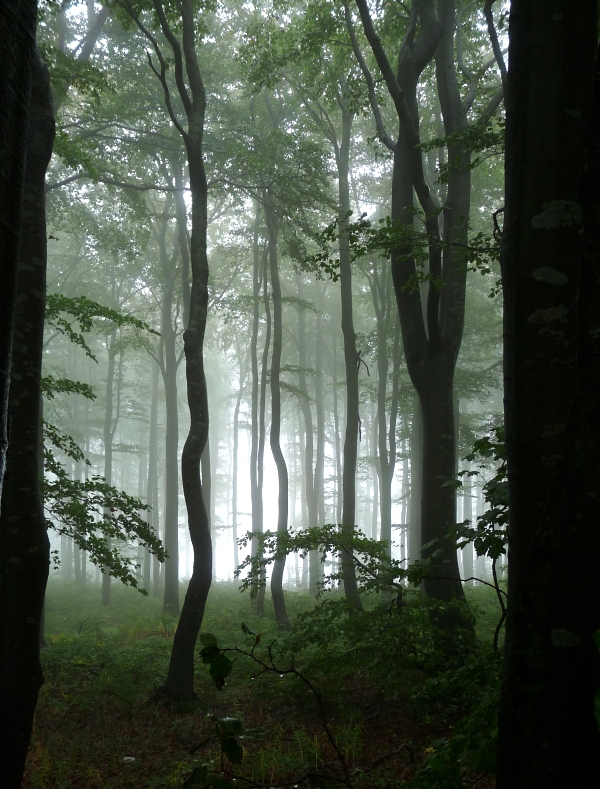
24, 579, 503, 789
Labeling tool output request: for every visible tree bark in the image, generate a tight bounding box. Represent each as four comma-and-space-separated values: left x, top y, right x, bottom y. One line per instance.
0, 0, 37, 501
353, 0, 480, 617
497, 3, 600, 785
266, 203, 290, 630
156, 213, 180, 615
131, 0, 213, 702
0, 50, 54, 788
337, 100, 361, 609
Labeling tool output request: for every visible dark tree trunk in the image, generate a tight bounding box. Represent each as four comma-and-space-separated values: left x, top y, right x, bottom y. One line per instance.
131, 0, 212, 702
266, 203, 290, 630
0, 51, 54, 788
337, 101, 361, 609
497, 3, 600, 786
157, 215, 180, 615
353, 0, 484, 619
255, 243, 271, 615
0, 0, 37, 500
146, 354, 160, 593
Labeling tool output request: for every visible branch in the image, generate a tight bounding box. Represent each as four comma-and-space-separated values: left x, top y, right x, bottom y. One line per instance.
151, 0, 193, 117
484, 0, 507, 96
46, 173, 188, 192
114, 0, 188, 139
343, 1, 395, 151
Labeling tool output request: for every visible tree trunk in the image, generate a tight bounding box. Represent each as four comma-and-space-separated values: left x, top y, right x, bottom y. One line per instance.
266, 203, 290, 630
157, 218, 180, 615
497, 3, 600, 785
102, 326, 119, 606
150, 0, 212, 702
146, 355, 160, 593
337, 101, 361, 609
231, 347, 245, 574
0, 51, 54, 788
0, 0, 37, 499
296, 276, 319, 594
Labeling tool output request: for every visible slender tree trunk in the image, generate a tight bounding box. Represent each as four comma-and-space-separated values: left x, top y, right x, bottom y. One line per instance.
102, 327, 118, 606
408, 399, 422, 564
256, 243, 271, 615
157, 219, 180, 614
296, 276, 319, 594
0, 51, 54, 788
231, 349, 245, 574
249, 201, 263, 596
313, 307, 326, 591
337, 102, 361, 609
266, 203, 290, 630
146, 355, 160, 592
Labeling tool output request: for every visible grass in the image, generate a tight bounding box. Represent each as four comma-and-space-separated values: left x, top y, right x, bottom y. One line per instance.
23, 577, 503, 788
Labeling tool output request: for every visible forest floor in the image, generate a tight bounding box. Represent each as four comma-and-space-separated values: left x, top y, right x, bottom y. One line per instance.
23, 579, 502, 789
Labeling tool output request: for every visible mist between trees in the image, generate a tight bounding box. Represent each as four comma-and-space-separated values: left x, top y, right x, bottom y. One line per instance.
1, 1, 598, 787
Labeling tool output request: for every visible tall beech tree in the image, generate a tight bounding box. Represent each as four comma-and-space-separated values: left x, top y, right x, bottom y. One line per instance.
0, 51, 54, 788
0, 0, 38, 497
348, 0, 503, 612
497, 2, 600, 785
119, 0, 212, 700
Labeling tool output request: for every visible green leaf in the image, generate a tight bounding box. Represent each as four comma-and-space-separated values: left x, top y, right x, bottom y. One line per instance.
200, 645, 220, 665
199, 633, 218, 648
182, 764, 209, 787
241, 622, 257, 636
221, 736, 244, 765
209, 655, 233, 689
213, 716, 243, 737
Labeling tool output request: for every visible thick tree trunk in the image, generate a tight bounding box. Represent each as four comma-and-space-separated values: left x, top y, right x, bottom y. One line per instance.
497, 3, 600, 785
0, 0, 37, 497
266, 204, 290, 630
354, 0, 476, 622
0, 51, 54, 788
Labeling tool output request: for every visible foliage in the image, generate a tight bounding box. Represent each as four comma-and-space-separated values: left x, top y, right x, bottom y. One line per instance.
45, 293, 158, 361
308, 211, 501, 297
451, 427, 508, 564
44, 443, 166, 591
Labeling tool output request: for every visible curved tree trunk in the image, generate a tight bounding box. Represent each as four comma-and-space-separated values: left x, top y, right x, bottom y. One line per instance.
266, 203, 290, 630
0, 51, 54, 788
133, 0, 212, 702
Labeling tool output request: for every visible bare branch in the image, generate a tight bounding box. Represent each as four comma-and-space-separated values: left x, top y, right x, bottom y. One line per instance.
484, 0, 507, 95
343, 1, 395, 151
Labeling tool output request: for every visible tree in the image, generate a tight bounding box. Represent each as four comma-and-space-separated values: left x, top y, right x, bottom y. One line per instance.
348, 0, 502, 617
0, 49, 55, 789
0, 0, 38, 497
118, 0, 213, 701
496, 2, 600, 786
